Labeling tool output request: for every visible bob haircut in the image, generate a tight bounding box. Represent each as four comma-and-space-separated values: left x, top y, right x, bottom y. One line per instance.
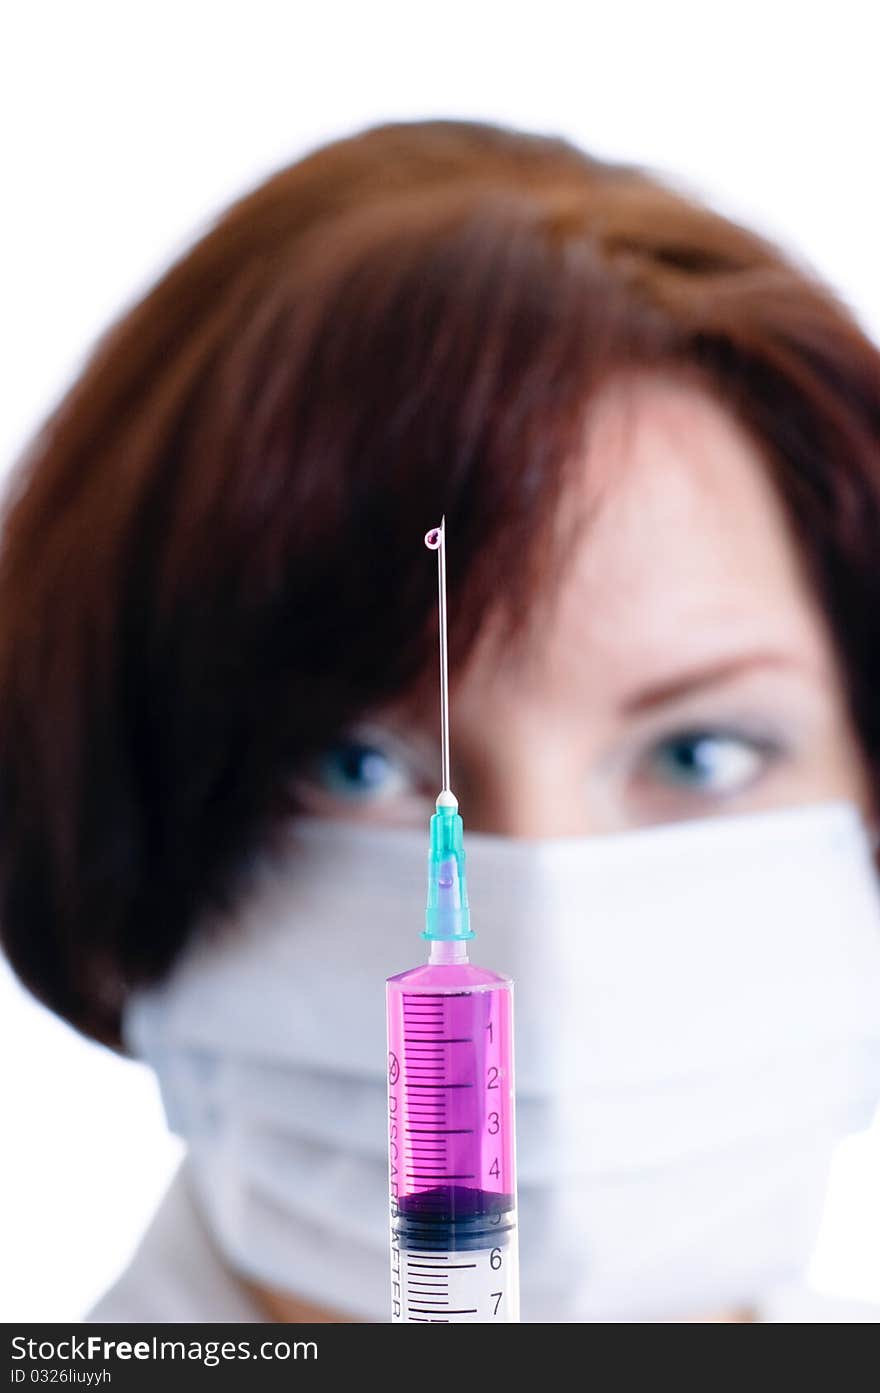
2, 118, 880, 1047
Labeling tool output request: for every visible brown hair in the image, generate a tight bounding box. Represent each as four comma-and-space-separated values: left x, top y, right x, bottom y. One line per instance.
2, 118, 879, 1047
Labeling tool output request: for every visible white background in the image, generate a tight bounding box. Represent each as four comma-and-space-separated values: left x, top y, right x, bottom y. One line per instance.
2, 1, 880, 1320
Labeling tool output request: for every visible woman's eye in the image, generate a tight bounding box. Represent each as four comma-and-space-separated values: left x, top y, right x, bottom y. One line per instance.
307, 737, 412, 803
643, 729, 780, 797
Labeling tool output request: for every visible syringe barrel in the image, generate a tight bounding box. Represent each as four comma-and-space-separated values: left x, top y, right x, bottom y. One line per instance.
386, 961, 519, 1323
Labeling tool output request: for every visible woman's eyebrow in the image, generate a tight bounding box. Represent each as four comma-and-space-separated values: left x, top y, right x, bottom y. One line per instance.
620, 650, 811, 716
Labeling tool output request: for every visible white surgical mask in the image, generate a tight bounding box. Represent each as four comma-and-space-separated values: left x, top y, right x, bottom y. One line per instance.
124, 799, 880, 1322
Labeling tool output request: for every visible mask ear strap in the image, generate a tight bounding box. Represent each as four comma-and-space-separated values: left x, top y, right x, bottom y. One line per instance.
863, 813, 880, 856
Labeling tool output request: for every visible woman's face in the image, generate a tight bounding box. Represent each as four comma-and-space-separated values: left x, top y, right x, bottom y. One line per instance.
295, 372, 870, 836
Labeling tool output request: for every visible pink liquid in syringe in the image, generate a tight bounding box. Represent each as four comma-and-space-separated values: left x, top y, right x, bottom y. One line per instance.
386, 957, 519, 1320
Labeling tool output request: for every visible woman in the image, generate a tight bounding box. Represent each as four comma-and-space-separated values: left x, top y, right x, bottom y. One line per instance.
2, 117, 880, 1323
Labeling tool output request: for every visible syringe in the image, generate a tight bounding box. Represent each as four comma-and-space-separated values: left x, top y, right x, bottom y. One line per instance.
386, 518, 520, 1323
